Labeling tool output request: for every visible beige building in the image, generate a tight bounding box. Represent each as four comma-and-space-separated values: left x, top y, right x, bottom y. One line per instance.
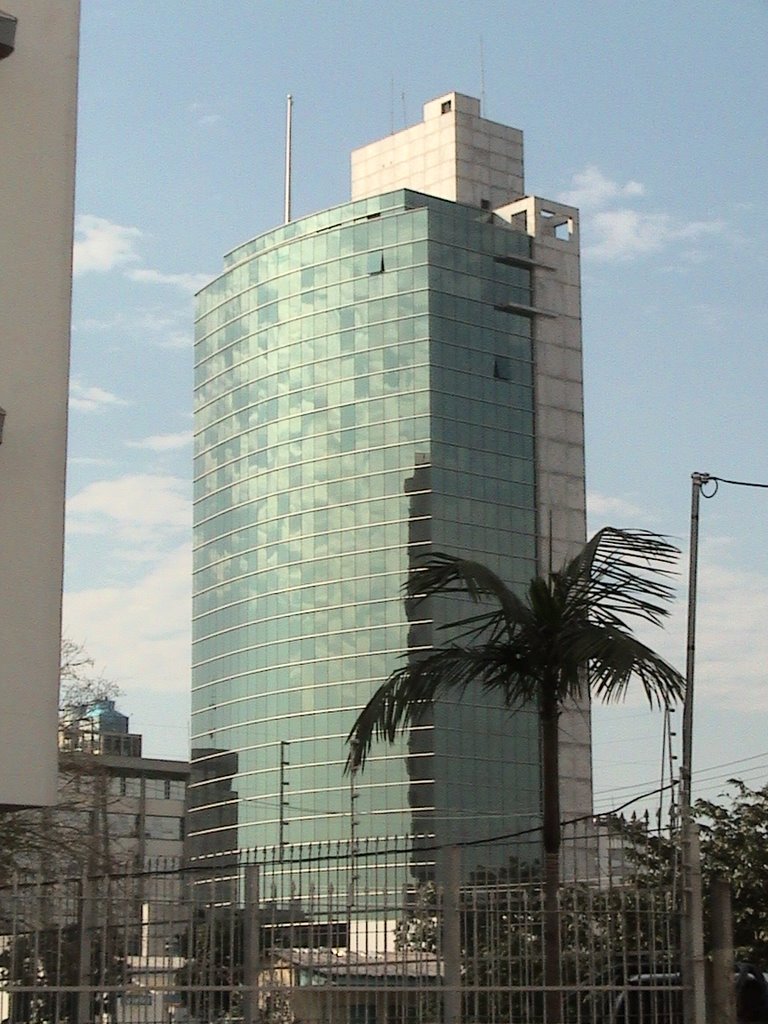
0, 2, 79, 807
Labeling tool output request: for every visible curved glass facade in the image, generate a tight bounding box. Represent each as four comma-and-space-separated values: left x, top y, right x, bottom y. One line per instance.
190, 190, 542, 865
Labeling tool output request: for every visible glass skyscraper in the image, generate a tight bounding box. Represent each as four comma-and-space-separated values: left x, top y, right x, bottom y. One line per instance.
190, 93, 592, 868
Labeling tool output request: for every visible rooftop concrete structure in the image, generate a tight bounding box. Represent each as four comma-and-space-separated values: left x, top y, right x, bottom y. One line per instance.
352, 91, 524, 209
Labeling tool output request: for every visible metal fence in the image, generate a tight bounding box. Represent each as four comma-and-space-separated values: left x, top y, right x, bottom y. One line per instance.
0, 816, 683, 1024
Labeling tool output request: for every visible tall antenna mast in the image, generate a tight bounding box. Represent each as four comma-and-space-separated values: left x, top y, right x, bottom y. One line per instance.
480, 36, 486, 114
284, 93, 293, 224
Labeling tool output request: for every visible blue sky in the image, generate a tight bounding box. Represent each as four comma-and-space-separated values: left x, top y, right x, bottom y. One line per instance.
66, 0, 768, 815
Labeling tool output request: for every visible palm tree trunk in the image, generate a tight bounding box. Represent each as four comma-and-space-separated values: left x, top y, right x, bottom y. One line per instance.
541, 692, 562, 1024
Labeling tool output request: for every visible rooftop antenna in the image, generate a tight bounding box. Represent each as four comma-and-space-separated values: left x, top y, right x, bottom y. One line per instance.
480, 36, 487, 114
284, 93, 293, 224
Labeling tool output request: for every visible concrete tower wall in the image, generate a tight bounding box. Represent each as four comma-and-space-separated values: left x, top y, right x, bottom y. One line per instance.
0, 1, 79, 808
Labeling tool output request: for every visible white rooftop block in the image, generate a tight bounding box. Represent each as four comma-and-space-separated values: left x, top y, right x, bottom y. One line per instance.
351, 91, 524, 208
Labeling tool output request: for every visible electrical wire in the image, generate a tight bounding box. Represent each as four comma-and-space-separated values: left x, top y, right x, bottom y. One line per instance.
0, 778, 678, 892
593, 748, 768, 802
708, 475, 768, 491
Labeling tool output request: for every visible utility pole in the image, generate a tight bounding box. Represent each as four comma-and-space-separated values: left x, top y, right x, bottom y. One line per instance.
681, 471, 709, 818
681, 472, 710, 1024
284, 94, 293, 224
679, 469, 768, 1024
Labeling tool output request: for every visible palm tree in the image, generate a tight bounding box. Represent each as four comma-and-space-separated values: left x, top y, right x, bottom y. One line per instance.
346, 527, 685, 1023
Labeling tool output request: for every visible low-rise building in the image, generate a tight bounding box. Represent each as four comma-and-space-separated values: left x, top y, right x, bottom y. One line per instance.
57, 699, 188, 873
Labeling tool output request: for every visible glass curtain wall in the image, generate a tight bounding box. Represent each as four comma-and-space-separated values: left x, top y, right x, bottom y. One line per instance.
191, 191, 541, 874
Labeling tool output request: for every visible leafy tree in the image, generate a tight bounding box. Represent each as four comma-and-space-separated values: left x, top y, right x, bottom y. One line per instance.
696, 779, 768, 965
59, 637, 121, 720
347, 529, 684, 1023
0, 638, 122, 883
0, 917, 127, 1024
394, 839, 680, 1024
608, 781, 768, 966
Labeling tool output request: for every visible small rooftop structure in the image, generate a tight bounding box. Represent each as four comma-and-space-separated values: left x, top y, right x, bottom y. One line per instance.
59, 699, 142, 758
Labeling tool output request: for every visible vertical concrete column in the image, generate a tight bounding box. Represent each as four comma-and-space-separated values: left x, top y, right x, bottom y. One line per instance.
710, 876, 736, 1024
442, 846, 462, 1024
243, 864, 261, 1024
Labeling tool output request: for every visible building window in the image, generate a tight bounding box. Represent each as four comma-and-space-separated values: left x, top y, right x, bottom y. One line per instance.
441, 100, 452, 114
145, 777, 166, 799
145, 814, 183, 841
108, 812, 137, 838
367, 250, 384, 274
494, 355, 510, 380
118, 775, 141, 798
480, 199, 491, 210
166, 779, 186, 800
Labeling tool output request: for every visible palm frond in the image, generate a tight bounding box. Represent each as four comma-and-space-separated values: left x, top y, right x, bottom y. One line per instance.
405, 552, 526, 622
345, 643, 540, 773
569, 622, 684, 707
564, 528, 680, 627
347, 527, 685, 773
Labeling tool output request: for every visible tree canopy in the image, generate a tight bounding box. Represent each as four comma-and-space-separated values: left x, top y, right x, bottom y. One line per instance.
696, 779, 768, 964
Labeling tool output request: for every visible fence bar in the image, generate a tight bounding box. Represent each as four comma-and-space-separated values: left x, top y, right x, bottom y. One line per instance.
243, 862, 261, 1024
442, 845, 461, 1024
0, 824, 685, 1024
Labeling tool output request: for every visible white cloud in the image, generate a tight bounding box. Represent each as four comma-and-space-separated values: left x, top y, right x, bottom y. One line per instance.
74, 310, 194, 351
587, 209, 723, 262
189, 102, 222, 128
690, 558, 768, 708
73, 214, 210, 293
63, 542, 191, 699
69, 456, 114, 467
559, 165, 644, 210
157, 330, 192, 350
587, 491, 646, 524
558, 166, 724, 263
67, 474, 190, 550
73, 215, 142, 275
126, 268, 211, 292
64, 476, 192, 727
604, 545, 768, 716
70, 381, 130, 413
126, 431, 193, 452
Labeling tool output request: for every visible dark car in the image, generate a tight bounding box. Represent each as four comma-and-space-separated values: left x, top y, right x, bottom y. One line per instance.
581, 961, 768, 1024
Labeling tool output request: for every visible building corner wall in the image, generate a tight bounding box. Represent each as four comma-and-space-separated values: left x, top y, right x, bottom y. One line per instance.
496, 196, 593, 823
0, 0, 80, 808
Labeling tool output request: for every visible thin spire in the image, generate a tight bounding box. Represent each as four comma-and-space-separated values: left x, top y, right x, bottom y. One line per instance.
284, 94, 293, 224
